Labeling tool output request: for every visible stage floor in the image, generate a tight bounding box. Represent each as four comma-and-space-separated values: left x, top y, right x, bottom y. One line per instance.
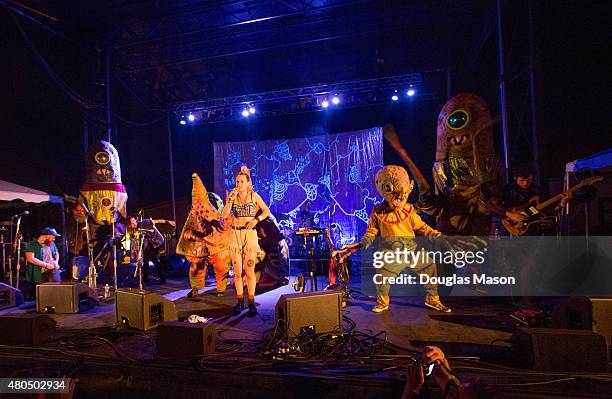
1, 275, 610, 398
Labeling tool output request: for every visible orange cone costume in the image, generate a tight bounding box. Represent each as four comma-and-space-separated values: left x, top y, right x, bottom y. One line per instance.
176, 174, 231, 296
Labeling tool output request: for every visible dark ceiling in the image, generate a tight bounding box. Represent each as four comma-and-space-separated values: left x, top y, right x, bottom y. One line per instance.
19, 0, 494, 108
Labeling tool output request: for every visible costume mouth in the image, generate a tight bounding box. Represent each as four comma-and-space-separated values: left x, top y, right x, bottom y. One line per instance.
447, 134, 471, 146
95, 167, 114, 181
391, 195, 407, 209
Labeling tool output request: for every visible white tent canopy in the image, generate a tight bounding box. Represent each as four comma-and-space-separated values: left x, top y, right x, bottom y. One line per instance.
0, 179, 63, 204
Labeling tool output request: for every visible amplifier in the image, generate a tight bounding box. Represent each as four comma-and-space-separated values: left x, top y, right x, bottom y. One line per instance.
36, 282, 98, 313
116, 288, 177, 331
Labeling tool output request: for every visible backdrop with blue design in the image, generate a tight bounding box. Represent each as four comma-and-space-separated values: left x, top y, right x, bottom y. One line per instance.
214, 127, 383, 246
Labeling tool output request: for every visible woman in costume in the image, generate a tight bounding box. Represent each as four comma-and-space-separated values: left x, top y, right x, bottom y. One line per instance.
222, 166, 270, 317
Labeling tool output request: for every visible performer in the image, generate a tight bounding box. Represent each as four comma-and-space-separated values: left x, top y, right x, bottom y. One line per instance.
297, 200, 315, 228
339, 166, 451, 313
254, 212, 290, 291
127, 216, 170, 284
489, 163, 570, 235
24, 227, 62, 288
66, 202, 88, 277
79, 140, 129, 283
176, 174, 231, 298
222, 166, 270, 317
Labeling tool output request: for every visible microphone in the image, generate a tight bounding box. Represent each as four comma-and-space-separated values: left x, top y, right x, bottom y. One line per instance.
13, 211, 29, 218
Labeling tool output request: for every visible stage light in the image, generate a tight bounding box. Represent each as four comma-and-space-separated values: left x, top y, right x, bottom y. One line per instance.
188, 113, 195, 122
179, 120, 187, 125
242, 109, 250, 117
406, 87, 416, 97
249, 106, 256, 114
332, 95, 340, 105
391, 90, 399, 101
322, 100, 329, 108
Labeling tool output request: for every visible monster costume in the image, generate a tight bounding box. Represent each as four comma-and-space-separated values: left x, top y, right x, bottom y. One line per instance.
80, 141, 128, 225
357, 165, 450, 313
176, 173, 231, 297
79, 141, 127, 278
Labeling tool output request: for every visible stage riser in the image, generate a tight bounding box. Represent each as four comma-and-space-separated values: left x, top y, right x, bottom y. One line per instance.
0, 356, 404, 399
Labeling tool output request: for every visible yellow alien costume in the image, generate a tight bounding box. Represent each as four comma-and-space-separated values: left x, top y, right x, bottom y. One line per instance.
176, 174, 231, 297
358, 165, 451, 313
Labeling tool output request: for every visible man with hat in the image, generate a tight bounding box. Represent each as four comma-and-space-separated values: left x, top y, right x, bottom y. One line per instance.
24, 227, 62, 286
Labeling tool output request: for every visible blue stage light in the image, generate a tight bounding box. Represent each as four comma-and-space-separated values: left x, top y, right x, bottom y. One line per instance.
188, 113, 195, 122
322, 100, 329, 108
391, 95, 399, 101
179, 120, 187, 125
249, 106, 256, 114
242, 109, 250, 117
407, 88, 415, 97
332, 96, 340, 105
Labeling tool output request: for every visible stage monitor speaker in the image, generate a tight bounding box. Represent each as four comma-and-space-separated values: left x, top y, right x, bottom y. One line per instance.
511, 327, 609, 372
552, 296, 612, 346
116, 288, 177, 331
0, 282, 24, 309
156, 321, 217, 357
36, 282, 98, 313
275, 291, 342, 338
0, 314, 57, 344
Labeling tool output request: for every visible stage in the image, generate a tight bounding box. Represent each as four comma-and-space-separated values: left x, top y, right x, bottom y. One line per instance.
1, 273, 610, 399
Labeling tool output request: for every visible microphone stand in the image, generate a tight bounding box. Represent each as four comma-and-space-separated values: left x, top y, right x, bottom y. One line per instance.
134, 227, 145, 291
111, 214, 118, 294
84, 215, 98, 291
14, 216, 23, 290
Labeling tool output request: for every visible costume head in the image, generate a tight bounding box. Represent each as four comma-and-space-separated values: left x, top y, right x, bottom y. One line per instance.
176, 173, 229, 258
375, 165, 414, 211
80, 141, 127, 224
435, 93, 494, 161
433, 93, 500, 200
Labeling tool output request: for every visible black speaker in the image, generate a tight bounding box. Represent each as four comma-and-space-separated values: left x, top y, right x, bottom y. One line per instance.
275, 291, 342, 338
511, 327, 609, 372
156, 321, 217, 357
36, 282, 98, 313
553, 296, 612, 346
116, 288, 177, 331
0, 314, 57, 344
0, 283, 24, 309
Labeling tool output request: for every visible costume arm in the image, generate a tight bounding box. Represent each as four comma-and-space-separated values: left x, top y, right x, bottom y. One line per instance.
411, 210, 442, 237
222, 197, 233, 220
359, 212, 380, 248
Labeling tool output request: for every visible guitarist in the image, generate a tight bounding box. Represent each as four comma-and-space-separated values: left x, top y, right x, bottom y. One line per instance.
489, 164, 570, 236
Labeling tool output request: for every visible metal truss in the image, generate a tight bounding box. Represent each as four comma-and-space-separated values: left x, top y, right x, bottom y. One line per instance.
172, 72, 435, 123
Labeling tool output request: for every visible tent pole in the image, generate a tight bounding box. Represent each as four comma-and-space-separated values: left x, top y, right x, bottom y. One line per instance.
167, 111, 177, 224
496, 0, 511, 183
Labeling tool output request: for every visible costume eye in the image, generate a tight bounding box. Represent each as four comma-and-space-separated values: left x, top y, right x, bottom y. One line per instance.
381, 182, 393, 193
447, 110, 469, 130
95, 152, 110, 165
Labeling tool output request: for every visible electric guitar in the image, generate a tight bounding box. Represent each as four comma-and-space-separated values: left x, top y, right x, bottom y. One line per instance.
324, 228, 350, 285
501, 176, 603, 236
